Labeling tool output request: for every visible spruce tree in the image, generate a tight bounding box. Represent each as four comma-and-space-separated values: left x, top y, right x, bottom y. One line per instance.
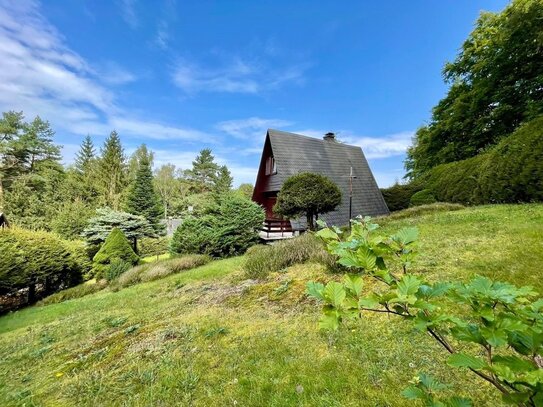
74, 135, 95, 174
97, 131, 127, 209
184, 148, 219, 192
214, 165, 233, 194
124, 144, 164, 235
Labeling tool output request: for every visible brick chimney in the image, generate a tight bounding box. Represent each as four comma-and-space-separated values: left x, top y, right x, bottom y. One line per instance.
323, 132, 336, 141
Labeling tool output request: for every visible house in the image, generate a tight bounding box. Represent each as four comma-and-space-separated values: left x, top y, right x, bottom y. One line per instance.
252, 130, 389, 232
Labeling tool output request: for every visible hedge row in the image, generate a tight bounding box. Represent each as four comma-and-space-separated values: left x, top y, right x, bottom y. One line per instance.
0, 228, 85, 311
380, 182, 423, 211
425, 115, 543, 204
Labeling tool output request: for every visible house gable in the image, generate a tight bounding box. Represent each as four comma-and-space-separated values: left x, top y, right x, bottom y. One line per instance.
252, 129, 389, 225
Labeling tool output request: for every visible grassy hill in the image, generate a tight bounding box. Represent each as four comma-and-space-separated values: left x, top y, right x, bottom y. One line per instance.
1, 204, 542, 406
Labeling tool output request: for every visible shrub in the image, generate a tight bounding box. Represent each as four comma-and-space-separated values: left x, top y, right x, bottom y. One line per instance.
274, 172, 341, 230
311, 216, 543, 406
63, 239, 93, 280
170, 193, 264, 257
425, 115, 543, 204
111, 255, 211, 289
105, 258, 131, 281
409, 189, 437, 207
139, 236, 170, 257
39, 280, 108, 305
380, 182, 423, 211
0, 227, 82, 310
93, 228, 139, 278
243, 233, 336, 279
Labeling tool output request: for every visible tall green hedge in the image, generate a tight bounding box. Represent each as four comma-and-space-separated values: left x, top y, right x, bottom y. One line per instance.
0, 228, 83, 310
380, 182, 424, 211
425, 115, 543, 204
170, 193, 264, 257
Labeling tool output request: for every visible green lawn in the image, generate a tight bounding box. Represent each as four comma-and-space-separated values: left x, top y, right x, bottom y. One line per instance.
0, 204, 541, 406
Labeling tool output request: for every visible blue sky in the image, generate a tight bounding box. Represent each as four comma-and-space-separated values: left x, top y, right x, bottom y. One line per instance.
0, 0, 509, 187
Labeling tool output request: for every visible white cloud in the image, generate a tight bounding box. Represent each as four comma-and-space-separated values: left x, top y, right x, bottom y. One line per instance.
344, 131, 414, 159
216, 117, 292, 140
172, 57, 308, 94
0, 0, 212, 143
98, 62, 137, 85
118, 0, 138, 28
293, 129, 414, 159
154, 20, 169, 50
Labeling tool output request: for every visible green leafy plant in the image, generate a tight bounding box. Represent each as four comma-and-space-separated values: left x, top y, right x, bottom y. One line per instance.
308, 217, 543, 406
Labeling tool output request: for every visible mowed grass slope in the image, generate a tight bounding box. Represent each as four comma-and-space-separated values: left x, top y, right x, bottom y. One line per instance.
0, 204, 541, 406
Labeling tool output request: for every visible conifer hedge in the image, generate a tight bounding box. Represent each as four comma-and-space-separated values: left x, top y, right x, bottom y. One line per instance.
0, 228, 83, 310
425, 116, 543, 204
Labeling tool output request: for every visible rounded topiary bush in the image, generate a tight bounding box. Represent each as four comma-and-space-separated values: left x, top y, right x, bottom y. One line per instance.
93, 228, 139, 277
409, 189, 437, 207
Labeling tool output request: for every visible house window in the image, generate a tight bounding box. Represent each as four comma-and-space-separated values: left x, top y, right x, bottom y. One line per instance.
265, 156, 277, 175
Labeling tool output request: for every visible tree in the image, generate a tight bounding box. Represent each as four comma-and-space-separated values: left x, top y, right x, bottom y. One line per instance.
74, 135, 96, 174
81, 207, 154, 253
236, 183, 254, 199
154, 163, 186, 219
274, 172, 341, 230
127, 144, 154, 184
72, 136, 99, 203
184, 148, 219, 192
96, 131, 127, 209
405, 0, 543, 178
124, 144, 164, 234
214, 165, 233, 194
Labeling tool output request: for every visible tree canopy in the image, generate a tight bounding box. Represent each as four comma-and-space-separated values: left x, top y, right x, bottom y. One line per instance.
274, 172, 341, 230
405, 0, 543, 178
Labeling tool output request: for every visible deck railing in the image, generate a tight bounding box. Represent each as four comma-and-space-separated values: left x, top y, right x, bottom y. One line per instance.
261, 219, 293, 238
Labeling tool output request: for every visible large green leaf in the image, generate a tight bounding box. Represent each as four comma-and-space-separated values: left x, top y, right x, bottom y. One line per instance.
392, 227, 419, 245
480, 327, 508, 347
446, 397, 472, 407
323, 281, 346, 307
316, 228, 338, 241
344, 274, 363, 297
318, 310, 340, 330
397, 274, 421, 297
306, 281, 324, 301
401, 385, 425, 400
355, 246, 377, 270
447, 353, 486, 370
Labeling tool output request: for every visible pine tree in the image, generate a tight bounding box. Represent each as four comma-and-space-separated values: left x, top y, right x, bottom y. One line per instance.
74, 135, 96, 174
184, 148, 219, 192
124, 144, 164, 234
97, 131, 127, 210
214, 165, 233, 194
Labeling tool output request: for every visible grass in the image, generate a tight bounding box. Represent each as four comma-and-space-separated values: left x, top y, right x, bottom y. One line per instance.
0, 204, 541, 406
140, 252, 171, 263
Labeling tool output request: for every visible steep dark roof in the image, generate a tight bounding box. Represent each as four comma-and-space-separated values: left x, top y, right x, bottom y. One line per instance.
267, 129, 389, 225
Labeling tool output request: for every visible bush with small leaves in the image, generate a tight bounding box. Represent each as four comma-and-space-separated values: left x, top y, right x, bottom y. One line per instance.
308, 217, 543, 406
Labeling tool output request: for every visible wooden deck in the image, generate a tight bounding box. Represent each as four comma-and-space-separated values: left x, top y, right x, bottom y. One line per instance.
259, 219, 297, 241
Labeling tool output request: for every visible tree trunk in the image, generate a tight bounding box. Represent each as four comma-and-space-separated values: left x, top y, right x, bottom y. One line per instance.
133, 237, 138, 255
306, 212, 315, 231
28, 283, 36, 305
